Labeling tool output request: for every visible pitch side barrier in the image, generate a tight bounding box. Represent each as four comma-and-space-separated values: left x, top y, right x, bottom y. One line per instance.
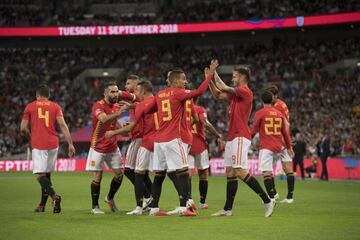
0, 12, 359, 37
1, 157, 359, 180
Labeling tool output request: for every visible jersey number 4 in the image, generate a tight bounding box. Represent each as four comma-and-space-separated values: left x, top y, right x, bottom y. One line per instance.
38, 108, 49, 127
264, 117, 282, 136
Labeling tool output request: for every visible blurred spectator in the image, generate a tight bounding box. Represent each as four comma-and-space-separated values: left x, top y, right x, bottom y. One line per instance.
0, 38, 359, 158
293, 132, 306, 180
0, 0, 359, 26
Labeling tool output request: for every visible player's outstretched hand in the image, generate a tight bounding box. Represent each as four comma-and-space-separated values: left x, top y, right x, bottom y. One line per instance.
287, 148, 295, 158
119, 101, 136, 110
217, 136, 225, 153
204, 67, 210, 78
209, 59, 219, 74
68, 144, 75, 158
105, 130, 115, 139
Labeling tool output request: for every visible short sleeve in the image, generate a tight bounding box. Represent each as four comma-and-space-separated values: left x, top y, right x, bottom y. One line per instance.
93, 102, 105, 118
234, 86, 250, 99
55, 104, 63, 117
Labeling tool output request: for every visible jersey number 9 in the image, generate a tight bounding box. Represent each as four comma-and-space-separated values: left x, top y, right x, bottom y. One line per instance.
161, 99, 172, 121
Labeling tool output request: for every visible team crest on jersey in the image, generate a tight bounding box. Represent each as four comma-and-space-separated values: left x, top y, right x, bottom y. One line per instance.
185, 90, 190, 93
95, 108, 101, 115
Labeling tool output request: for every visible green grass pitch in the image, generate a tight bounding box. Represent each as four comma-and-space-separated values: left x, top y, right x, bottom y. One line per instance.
1, 172, 359, 240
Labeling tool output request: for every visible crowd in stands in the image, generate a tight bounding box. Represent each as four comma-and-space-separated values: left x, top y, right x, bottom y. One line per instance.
161, 0, 360, 23
0, 0, 359, 26
0, 38, 359, 158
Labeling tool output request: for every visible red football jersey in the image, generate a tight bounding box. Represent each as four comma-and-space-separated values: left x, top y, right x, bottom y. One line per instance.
122, 91, 142, 140
90, 99, 121, 153
189, 105, 207, 155
22, 99, 63, 150
180, 99, 195, 145
227, 84, 253, 141
134, 96, 159, 152
251, 106, 291, 153
153, 73, 213, 142
274, 99, 290, 122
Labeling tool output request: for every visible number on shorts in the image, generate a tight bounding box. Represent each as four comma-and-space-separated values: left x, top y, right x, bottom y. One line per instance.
37, 108, 49, 127
161, 99, 172, 121
264, 117, 282, 136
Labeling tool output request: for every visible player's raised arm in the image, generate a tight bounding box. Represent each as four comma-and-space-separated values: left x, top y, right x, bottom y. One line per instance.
214, 70, 236, 95
212, 71, 234, 99
177, 59, 218, 101
191, 103, 199, 126
119, 90, 140, 102
56, 116, 75, 158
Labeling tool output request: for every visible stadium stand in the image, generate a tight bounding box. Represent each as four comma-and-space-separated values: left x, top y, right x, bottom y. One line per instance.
0, 0, 359, 26
0, 38, 359, 158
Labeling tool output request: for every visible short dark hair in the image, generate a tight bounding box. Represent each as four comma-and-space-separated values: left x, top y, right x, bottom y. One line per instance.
168, 69, 185, 83
266, 85, 279, 95
261, 90, 273, 104
127, 74, 140, 83
104, 81, 117, 92
138, 80, 153, 93
36, 84, 50, 98
233, 66, 250, 82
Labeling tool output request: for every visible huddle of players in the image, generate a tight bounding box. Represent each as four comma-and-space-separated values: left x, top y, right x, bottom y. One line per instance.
22, 59, 295, 217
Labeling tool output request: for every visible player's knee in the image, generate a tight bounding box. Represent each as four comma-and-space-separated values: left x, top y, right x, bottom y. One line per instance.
176, 167, 189, 175
135, 170, 146, 175
263, 171, 273, 178
226, 167, 235, 177
36, 173, 46, 179
114, 172, 123, 182
198, 169, 208, 180
93, 172, 103, 182
227, 176, 237, 182
235, 168, 249, 180
154, 170, 166, 177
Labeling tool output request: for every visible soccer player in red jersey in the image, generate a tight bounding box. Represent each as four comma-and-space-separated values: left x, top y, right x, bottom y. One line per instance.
21, 84, 75, 213
209, 67, 275, 217
188, 96, 223, 209
168, 82, 201, 214
251, 91, 294, 203
146, 60, 218, 216
105, 80, 158, 215
120, 75, 153, 203
266, 85, 295, 203
85, 82, 126, 214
